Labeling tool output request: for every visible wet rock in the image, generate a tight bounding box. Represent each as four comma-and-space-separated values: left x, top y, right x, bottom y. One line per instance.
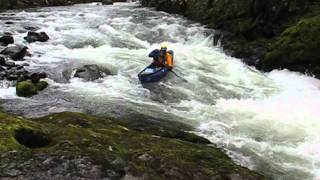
28, 72, 47, 83
4, 61, 16, 67
0, 71, 5, 80
138, 153, 153, 162
6, 74, 19, 81
36, 81, 49, 91
30, 73, 41, 83
0, 35, 14, 46
39, 72, 47, 79
102, 0, 113, 5
74, 64, 114, 81
16, 81, 38, 97
0, 56, 6, 65
16, 79, 48, 97
24, 31, 50, 43
5, 169, 22, 177
0, 45, 28, 61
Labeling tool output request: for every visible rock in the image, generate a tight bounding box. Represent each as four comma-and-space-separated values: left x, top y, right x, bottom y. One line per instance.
0, 71, 5, 80
24, 31, 50, 43
30, 73, 41, 83
263, 15, 320, 72
17, 74, 30, 82
0, 56, 6, 65
6, 74, 19, 81
16, 81, 38, 97
28, 72, 47, 83
36, 81, 49, 91
38, 72, 47, 79
5, 169, 22, 177
4, 61, 16, 67
5, 21, 14, 25
0, 45, 29, 61
0, 35, 14, 46
102, 0, 113, 5
138, 153, 153, 162
74, 64, 114, 81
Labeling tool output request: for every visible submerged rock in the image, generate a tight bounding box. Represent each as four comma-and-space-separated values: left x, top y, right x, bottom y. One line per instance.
0, 35, 14, 46
0, 45, 28, 61
24, 31, 50, 43
74, 64, 115, 81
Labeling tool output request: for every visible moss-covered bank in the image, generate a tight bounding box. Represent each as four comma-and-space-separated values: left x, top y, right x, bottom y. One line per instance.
0, 110, 264, 179
141, 0, 320, 77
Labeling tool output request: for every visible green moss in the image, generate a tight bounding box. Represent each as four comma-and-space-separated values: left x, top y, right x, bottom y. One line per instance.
0, 111, 264, 179
264, 15, 320, 67
16, 80, 48, 97
16, 80, 38, 97
36, 81, 49, 91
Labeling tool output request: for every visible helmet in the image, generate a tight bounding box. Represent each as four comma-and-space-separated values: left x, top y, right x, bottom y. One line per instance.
160, 42, 168, 51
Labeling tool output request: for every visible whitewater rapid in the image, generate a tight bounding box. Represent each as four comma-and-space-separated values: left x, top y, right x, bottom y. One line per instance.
0, 2, 319, 179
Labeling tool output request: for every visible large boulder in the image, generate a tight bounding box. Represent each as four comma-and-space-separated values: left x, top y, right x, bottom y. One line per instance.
24, 31, 50, 43
16, 81, 38, 97
0, 45, 28, 61
0, 35, 14, 46
74, 64, 115, 81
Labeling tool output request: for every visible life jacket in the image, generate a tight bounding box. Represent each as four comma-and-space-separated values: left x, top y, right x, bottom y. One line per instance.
157, 51, 174, 68
150, 49, 174, 68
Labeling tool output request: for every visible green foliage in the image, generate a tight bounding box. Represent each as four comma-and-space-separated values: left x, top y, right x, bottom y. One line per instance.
265, 15, 320, 66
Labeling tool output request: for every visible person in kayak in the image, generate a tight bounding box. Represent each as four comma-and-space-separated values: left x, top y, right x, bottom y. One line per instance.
148, 43, 174, 70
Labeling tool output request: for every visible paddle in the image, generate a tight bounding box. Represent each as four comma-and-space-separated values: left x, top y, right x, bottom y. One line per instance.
169, 69, 189, 83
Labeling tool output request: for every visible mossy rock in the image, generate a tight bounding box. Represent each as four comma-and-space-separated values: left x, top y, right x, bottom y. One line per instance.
264, 15, 320, 70
16, 80, 48, 97
16, 80, 38, 97
0, 111, 265, 179
36, 81, 48, 91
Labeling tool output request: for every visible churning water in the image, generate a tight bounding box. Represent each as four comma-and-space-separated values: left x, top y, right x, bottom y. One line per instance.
0, 2, 319, 179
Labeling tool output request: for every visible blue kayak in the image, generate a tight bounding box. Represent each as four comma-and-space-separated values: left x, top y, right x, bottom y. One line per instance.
138, 64, 170, 84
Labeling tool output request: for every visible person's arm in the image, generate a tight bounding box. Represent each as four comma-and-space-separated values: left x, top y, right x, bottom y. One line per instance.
149, 49, 160, 58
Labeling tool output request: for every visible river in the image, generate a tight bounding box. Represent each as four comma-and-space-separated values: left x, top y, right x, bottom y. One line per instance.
0, 2, 319, 179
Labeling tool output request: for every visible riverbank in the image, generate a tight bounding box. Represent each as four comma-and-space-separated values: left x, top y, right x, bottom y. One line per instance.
0, 109, 264, 179
0, 0, 127, 10
141, 0, 320, 78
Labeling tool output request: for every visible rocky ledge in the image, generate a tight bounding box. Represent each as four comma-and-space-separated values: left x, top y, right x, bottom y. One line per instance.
0, 110, 265, 179
141, 0, 320, 78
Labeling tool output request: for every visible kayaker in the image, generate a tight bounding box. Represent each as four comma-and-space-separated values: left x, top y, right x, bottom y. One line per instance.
148, 43, 173, 70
